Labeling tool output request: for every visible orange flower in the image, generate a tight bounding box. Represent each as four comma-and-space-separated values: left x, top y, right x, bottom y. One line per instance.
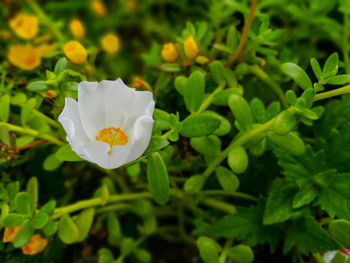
3, 227, 21, 243
132, 77, 151, 91
45, 90, 57, 98
21, 234, 48, 255
90, 0, 107, 17
8, 13, 38, 40
63, 41, 88, 64
161, 43, 178, 62
69, 19, 85, 39
184, 36, 198, 60
101, 33, 120, 54
7, 45, 41, 70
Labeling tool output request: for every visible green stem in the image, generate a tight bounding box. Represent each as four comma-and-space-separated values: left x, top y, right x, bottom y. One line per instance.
0, 122, 64, 146
219, 240, 233, 263
202, 190, 258, 202
314, 85, 350, 101
200, 198, 237, 214
195, 84, 225, 114
95, 203, 130, 214
249, 65, 289, 108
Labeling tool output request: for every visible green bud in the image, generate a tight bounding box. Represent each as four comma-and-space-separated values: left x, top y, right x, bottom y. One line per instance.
228, 145, 248, 174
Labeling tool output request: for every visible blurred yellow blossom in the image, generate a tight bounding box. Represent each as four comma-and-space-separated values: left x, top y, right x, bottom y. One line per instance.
90, 0, 107, 17
101, 33, 120, 54
184, 36, 198, 60
8, 13, 38, 40
21, 234, 48, 255
69, 19, 85, 39
161, 43, 178, 62
37, 43, 56, 57
7, 45, 41, 70
195, 56, 209, 65
63, 41, 88, 64
3, 227, 21, 243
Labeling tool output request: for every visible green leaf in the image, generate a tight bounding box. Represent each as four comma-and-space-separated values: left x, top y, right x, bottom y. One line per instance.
134, 249, 151, 263
56, 144, 83, 162
268, 132, 305, 156
281, 63, 312, 90
121, 238, 135, 256
147, 152, 169, 205
21, 98, 36, 126
228, 95, 253, 131
326, 75, 350, 85
32, 211, 49, 229
250, 98, 266, 124
323, 53, 339, 78
2, 213, 27, 227
208, 199, 282, 251
286, 90, 297, 105
143, 136, 169, 156
153, 109, 170, 130
310, 58, 322, 80
98, 248, 115, 263
58, 214, 80, 244
329, 219, 350, 248
292, 183, 318, 209
205, 111, 231, 136
107, 212, 121, 240
227, 245, 254, 263
272, 110, 296, 135
41, 200, 56, 215
180, 112, 221, 137
212, 88, 241, 106
184, 71, 205, 113
43, 219, 57, 236
184, 175, 206, 193
27, 81, 47, 92
15, 192, 34, 216
0, 126, 10, 145
174, 76, 187, 96
160, 63, 180, 72
0, 94, 10, 122
215, 166, 239, 192
283, 216, 340, 254
26, 177, 38, 209
228, 145, 248, 174
209, 61, 226, 85
13, 220, 34, 248
263, 179, 300, 225
54, 57, 67, 75
75, 208, 94, 241
197, 236, 221, 263
43, 153, 63, 171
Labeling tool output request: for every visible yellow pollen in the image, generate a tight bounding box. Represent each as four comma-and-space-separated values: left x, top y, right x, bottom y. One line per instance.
96, 127, 128, 154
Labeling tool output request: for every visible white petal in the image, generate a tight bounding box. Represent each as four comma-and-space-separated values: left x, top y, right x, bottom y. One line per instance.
78, 81, 105, 140
58, 97, 90, 160
81, 141, 133, 169
125, 115, 154, 163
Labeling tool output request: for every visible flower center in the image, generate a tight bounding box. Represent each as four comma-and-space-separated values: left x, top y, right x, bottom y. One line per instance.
96, 127, 128, 155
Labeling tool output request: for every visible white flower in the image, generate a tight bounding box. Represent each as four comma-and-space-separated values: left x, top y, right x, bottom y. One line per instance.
58, 78, 155, 169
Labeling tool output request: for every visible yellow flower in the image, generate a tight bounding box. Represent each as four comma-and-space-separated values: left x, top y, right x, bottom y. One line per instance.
90, 0, 107, 17
161, 43, 178, 62
8, 13, 38, 40
184, 36, 198, 60
63, 41, 88, 64
101, 33, 120, 54
195, 56, 209, 65
3, 227, 21, 243
21, 234, 48, 255
69, 19, 85, 39
7, 45, 41, 70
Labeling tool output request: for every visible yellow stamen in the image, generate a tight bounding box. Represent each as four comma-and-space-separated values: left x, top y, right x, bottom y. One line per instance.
96, 127, 128, 154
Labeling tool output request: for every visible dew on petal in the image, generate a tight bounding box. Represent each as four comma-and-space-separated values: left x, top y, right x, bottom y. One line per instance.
96, 127, 128, 154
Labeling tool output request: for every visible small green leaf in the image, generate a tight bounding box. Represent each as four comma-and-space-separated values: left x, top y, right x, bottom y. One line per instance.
174, 76, 187, 96
326, 75, 350, 85
153, 109, 171, 130
0, 126, 10, 145
56, 144, 83, 162
0, 94, 10, 122
13, 220, 34, 248
107, 212, 121, 240
147, 152, 169, 205
43, 153, 63, 171
121, 238, 135, 256
21, 98, 36, 126
15, 192, 34, 216
209, 61, 226, 85
26, 177, 38, 209
75, 208, 94, 241
268, 132, 305, 156
54, 57, 67, 75
184, 175, 206, 193
228, 95, 253, 131
292, 183, 318, 209
272, 111, 297, 135
216, 166, 239, 192
180, 113, 221, 137
143, 136, 169, 156
43, 219, 57, 236
32, 211, 49, 229
184, 71, 205, 113
197, 236, 221, 263
27, 81, 47, 92
101, 185, 109, 205
40, 200, 56, 215
98, 248, 115, 263
228, 145, 249, 174
212, 88, 241, 106
323, 53, 339, 78
160, 63, 180, 72
206, 111, 231, 136
227, 245, 254, 263
310, 58, 322, 80
286, 90, 297, 105
2, 213, 27, 227
58, 214, 80, 244
134, 249, 151, 263
281, 63, 312, 90
329, 219, 350, 248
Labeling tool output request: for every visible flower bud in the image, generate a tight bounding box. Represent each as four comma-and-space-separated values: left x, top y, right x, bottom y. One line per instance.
21, 234, 48, 255
63, 41, 88, 64
161, 43, 178, 62
101, 33, 120, 54
90, 0, 107, 17
184, 36, 198, 60
7, 45, 41, 70
3, 227, 21, 243
195, 56, 209, 65
8, 13, 38, 40
69, 19, 85, 39
45, 90, 58, 98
